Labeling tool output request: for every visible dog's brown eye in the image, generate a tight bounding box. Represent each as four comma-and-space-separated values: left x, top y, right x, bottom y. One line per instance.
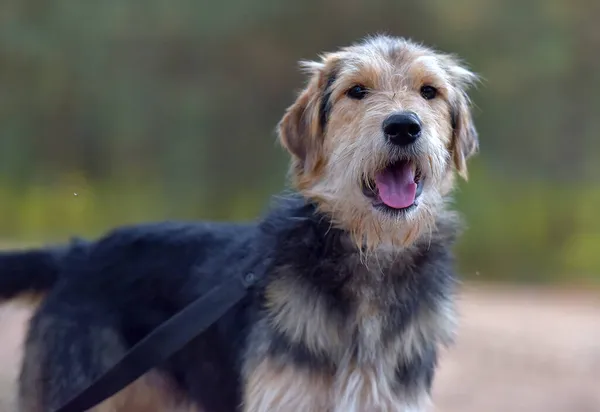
347, 85, 368, 100
420, 85, 437, 100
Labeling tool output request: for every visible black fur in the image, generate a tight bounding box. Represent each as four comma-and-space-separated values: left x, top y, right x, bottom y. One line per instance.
0, 246, 67, 300
2, 194, 459, 411
319, 70, 338, 131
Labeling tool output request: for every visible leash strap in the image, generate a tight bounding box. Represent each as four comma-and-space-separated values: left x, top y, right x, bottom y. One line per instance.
53, 270, 259, 412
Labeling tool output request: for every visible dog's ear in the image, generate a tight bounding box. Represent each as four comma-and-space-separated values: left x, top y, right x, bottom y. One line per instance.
450, 91, 478, 180
445, 58, 479, 180
278, 59, 337, 176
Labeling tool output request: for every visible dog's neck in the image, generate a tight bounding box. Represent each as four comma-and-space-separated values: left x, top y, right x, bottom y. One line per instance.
259, 193, 461, 264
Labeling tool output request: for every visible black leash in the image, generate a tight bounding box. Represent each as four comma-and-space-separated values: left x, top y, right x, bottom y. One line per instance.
53, 269, 259, 412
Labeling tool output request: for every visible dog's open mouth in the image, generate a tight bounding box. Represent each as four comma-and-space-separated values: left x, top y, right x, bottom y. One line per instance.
362, 160, 424, 212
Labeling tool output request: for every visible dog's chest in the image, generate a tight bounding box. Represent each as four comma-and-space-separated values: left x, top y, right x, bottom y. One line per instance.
243, 354, 430, 412
244, 255, 454, 412
243, 313, 441, 412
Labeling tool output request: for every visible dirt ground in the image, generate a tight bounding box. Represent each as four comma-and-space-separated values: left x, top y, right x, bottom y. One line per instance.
1, 283, 599, 412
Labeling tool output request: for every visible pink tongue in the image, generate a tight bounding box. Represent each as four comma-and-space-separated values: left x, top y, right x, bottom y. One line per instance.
374, 162, 417, 209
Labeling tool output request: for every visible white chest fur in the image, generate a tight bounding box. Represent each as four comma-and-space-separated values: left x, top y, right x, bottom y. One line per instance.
243, 297, 454, 412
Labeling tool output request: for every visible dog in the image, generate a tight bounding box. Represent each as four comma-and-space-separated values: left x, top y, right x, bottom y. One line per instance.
0, 34, 478, 412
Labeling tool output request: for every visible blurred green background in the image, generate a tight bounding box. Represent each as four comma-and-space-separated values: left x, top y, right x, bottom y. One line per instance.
1, 0, 599, 285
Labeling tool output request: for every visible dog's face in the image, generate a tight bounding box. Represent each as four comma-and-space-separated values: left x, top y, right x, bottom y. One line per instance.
279, 36, 478, 249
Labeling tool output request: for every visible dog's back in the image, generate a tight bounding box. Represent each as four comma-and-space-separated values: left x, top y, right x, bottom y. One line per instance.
0, 222, 254, 302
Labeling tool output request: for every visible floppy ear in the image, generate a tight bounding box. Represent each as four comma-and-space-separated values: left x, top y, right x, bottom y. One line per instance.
450, 91, 478, 180
446, 60, 479, 180
278, 60, 337, 176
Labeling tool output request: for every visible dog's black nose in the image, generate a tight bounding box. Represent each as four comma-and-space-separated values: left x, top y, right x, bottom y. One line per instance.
382, 112, 422, 146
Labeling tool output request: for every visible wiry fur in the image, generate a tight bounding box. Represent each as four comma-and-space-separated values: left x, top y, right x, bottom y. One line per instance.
0, 35, 478, 412
243, 202, 461, 412
280, 35, 478, 250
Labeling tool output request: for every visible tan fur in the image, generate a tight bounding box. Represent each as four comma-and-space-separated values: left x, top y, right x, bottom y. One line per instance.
244, 352, 430, 412
93, 372, 201, 412
265, 268, 347, 358
2, 292, 46, 308
278, 36, 478, 251
243, 359, 332, 412
332, 358, 430, 412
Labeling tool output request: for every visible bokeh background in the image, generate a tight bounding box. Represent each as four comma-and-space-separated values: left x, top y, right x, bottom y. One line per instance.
1, 1, 599, 411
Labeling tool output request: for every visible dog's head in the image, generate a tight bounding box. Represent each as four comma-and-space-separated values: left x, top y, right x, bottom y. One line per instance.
278, 35, 479, 249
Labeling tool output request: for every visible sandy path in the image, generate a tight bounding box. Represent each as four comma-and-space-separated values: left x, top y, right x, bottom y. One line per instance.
1, 284, 599, 412
432, 284, 600, 412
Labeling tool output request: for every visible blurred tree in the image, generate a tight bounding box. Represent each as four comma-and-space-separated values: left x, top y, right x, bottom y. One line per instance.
0, 0, 598, 283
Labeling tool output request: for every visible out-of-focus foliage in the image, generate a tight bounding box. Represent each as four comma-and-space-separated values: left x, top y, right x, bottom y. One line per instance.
1, 0, 599, 283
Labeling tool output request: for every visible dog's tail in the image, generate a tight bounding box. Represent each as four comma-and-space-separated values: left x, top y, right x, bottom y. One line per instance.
0, 246, 63, 301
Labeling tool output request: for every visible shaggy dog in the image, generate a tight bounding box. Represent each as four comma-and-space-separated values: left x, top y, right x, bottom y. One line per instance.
0, 35, 479, 412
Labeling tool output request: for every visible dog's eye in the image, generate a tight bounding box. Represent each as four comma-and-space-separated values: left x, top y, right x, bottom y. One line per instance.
420, 85, 438, 100
347, 85, 368, 100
